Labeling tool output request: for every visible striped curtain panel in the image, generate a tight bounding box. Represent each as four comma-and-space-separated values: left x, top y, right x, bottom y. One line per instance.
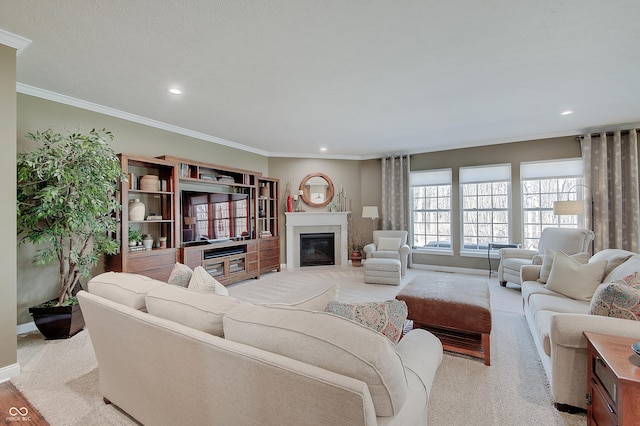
381, 155, 411, 232
581, 129, 640, 252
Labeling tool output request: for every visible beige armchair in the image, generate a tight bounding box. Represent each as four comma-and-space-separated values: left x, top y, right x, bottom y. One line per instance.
498, 227, 594, 287
363, 230, 411, 276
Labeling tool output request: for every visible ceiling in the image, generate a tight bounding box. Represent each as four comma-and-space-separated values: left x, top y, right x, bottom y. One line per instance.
2, 1, 639, 159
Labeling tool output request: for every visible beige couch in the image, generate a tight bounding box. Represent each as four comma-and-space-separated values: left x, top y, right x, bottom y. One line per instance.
78, 272, 443, 425
520, 249, 640, 411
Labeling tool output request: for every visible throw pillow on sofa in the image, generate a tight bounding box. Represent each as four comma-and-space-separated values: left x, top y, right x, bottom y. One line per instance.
167, 262, 193, 287
589, 273, 640, 321
325, 300, 407, 344
223, 304, 407, 417
544, 252, 607, 301
537, 249, 590, 284
188, 266, 229, 296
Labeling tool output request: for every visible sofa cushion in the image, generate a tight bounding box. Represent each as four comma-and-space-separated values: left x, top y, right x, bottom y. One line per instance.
325, 300, 408, 344
603, 254, 640, 283
528, 293, 590, 315
222, 304, 407, 417
188, 266, 229, 296
167, 262, 193, 287
589, 273, 640, 321
590, 249, 636, 279
145, 284, 242, 336
87, 272, 165, 310
260, 283, 339, 311
544, 252, 607, 301
537, 249, 590, 284
377, 237, 401, 251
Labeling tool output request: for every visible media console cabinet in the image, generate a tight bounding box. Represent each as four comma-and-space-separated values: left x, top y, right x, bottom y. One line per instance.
108, 154, 279, 284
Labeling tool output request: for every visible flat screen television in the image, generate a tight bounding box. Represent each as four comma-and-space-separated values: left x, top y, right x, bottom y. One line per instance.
181, 183, 251, 246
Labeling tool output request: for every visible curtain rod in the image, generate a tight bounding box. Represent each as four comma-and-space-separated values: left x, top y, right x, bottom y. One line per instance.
575, 128, 640, 140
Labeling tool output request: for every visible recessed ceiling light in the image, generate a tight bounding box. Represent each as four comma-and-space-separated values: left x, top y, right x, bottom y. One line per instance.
560, 110, 573, 115
320, 147, 327, 152
169, 88, 182, 95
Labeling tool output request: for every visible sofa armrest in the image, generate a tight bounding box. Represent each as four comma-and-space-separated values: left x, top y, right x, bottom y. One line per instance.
499, 248, 538, 260
399, 244, 411, 256
551, 313, 640, 349
520, 265, 542, 283
396, 329, 443, 396
363, 242, 376, 257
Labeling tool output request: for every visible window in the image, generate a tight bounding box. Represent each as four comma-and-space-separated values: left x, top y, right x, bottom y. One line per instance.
410, 169, 452, 251
460, 164, 511, 252
521, 159, 583, 250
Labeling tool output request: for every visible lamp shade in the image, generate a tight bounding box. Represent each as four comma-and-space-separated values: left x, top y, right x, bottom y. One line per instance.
362, 206, 379, 219
553, 200, 584, 216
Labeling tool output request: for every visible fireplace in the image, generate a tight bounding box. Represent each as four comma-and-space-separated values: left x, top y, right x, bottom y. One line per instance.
285, 212, 349, 269
300, 233, 335, 267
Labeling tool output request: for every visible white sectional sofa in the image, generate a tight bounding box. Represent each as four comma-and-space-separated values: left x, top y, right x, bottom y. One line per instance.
520, 249, 640, 411
78, 272, 443, 425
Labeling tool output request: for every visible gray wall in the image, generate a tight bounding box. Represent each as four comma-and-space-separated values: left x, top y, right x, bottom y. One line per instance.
1, 44, 18, 375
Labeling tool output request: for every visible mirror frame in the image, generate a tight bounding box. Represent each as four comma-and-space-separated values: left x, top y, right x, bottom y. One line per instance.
299, 173, 335, 208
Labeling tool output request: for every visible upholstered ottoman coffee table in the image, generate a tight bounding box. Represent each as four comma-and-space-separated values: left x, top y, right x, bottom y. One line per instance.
396, 276, 492, 365
364, 258, 401, 285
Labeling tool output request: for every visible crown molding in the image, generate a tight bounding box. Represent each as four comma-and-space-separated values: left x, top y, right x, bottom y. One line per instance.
0, 29, 31, 53
16, 83, 271, 156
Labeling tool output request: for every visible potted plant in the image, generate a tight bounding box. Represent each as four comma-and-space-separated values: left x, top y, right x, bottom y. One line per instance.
348, 214, 369, 267
128, 227, 143, 247
17, 128, 124, 339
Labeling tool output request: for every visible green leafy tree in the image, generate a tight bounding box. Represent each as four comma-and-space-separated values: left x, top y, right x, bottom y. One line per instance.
17, 128, 124, 305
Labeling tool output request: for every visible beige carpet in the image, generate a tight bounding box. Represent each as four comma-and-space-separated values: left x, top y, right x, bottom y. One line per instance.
13, 267, 586, 425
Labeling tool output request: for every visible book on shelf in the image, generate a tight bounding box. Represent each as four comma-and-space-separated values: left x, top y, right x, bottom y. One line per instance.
127, 172, 138, 190
146, 215, 163, 220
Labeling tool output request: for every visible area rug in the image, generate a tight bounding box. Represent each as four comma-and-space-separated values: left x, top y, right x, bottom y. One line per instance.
12, 267, 586, 425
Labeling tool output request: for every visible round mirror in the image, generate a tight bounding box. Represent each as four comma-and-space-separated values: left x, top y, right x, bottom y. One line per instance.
299, 173, 334, 208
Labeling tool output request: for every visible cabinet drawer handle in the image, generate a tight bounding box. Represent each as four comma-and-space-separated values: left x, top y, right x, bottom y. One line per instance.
607, 403, 614, 414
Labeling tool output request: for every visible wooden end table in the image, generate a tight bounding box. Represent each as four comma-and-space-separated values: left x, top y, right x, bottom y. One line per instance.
584, 332, 640, 426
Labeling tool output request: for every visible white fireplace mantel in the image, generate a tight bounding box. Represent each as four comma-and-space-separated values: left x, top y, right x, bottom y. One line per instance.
285, 212, 349, 269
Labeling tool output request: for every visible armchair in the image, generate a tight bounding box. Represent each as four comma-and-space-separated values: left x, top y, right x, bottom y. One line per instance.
363, 230, 411, 276
498, 227, 594, 287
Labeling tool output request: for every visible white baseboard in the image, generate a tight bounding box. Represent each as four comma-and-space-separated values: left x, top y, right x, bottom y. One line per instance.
16, 321, 37, 335
0, 362, 20, 383
411, 263, 488, 277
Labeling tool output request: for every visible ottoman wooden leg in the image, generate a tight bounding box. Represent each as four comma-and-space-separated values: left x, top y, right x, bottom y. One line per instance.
482, 333, 490, 366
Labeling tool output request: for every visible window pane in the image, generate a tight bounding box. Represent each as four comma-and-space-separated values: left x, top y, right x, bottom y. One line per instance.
411, 178, 452, 249
460, 170, 511, 250
521, 175, 582, 250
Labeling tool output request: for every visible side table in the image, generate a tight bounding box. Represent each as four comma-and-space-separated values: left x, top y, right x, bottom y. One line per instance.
487, 242, 519, 278
584, 331, 640, 426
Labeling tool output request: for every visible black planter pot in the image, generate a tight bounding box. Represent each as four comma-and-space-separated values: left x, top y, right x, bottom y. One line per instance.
29, 301, 85, 340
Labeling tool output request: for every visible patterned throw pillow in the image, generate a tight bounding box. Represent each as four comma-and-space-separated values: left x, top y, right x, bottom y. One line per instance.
325, 300, 408, 344
167, 262, 193, 287
589, 273, 640, 321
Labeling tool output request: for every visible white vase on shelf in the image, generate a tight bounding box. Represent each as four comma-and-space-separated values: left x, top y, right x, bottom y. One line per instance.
142, 235, 153, 250
128, 198, 145, 221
